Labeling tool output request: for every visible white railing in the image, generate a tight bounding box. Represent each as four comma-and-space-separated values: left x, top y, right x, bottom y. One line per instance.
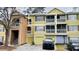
57, 29, 66, 33
46, 19, 55, 22
46, 29, 55, 33
57, 19, 66, 22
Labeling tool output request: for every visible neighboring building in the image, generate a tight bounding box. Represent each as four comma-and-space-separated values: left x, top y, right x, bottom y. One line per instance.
0, 8, 79, 51
0, 11, 27, 46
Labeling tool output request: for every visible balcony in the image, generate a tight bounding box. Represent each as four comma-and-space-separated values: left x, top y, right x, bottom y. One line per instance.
46, 29, 55, 33
46, 19, 55, 23
57, 15, 67, 22
57, 29, 66, 33
57, 19, 66, 22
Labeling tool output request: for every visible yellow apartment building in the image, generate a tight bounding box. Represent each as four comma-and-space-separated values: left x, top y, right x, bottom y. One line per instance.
26, 8, 79, 50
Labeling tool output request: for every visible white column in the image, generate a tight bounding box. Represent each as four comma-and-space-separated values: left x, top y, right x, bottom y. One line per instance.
45, 15, 46, 32
55, 14, 57, 34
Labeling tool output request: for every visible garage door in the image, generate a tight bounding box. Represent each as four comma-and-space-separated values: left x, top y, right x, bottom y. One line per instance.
56, 36, 67, 44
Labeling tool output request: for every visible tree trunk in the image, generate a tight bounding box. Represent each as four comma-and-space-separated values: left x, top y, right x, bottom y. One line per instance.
4, 30, 10, 46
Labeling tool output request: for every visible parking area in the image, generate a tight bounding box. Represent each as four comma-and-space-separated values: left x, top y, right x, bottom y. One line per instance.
13, 44, 54, 51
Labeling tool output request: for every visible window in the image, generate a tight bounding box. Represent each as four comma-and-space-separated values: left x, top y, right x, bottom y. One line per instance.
27, 27, 31, 33
0, 36, 3, 42
46, 25, 55, 33
0, 27, 4, 32
35, 26, 44, 31
69, 37, 79, 42
46, 15, 54, 19
68, 25, 78, 31
28, 19, 31, 24
68, 15, 77, 20
57, 15, 66, 19
46, 15, 55, 22
35, 16, 44, 21
12, 18, 19, 26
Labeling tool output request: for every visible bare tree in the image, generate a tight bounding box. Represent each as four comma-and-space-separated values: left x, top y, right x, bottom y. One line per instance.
0, 7, 16, 46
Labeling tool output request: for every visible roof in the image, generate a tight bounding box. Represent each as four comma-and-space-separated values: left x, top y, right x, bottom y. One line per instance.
48, 8, 65, 14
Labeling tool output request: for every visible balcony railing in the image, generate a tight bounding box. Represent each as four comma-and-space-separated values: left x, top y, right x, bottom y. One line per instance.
57, 19, 66, 22
46, 19, 55, 22
27, 31, 31, 33
46, 29, 55, 33
57, 29, 66, 33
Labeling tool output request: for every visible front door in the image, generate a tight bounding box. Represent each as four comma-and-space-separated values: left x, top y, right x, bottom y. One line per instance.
11, 30, 19, 45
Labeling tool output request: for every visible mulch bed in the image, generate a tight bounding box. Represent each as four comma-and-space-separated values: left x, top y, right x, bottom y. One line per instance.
0, 46, 16, 51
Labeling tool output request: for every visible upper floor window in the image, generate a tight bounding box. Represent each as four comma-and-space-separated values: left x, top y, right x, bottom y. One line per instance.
27, 27, 31, 33
68, 15, 77, 20
35, 16, 44, 21
12, 18, 19, 26
68, 25, 78, 31
28, 19, 31, 24
46, 15, 54, 19
35, 26, 44, 31
0, 27, 4, 32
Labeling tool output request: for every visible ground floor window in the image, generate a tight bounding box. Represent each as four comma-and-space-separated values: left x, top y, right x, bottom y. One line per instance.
35, 26, 44, 31
0, 36, 3, 42
68, 37, 79, 42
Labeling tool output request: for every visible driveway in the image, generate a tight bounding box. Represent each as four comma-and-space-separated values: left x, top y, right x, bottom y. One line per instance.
13, 44, 45, 51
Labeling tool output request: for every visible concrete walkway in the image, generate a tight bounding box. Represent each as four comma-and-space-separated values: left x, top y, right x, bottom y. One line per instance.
13, 44, 44, 51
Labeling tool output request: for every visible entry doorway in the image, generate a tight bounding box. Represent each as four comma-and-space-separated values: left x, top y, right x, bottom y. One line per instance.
11, 30, 19, 45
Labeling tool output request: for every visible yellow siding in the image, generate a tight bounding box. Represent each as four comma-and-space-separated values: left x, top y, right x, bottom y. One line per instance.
27, 37, 33, 45
0, 32, 5, 44
34, 36, 45, 44
34, 21, 45, 25
55, 45, 65, 51
45, 35, 55, 41
66, 20, 79, 25
0, 32, 5, 36
67, 31, 79, 37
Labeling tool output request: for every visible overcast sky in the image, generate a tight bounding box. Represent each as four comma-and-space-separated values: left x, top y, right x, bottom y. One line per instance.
16, 7, 75, 14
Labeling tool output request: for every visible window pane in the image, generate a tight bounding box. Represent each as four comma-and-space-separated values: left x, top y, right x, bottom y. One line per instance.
35, 26, 44, 31
69, 37, 79, 42
68, 26, 78, 31
0, 27, 4, 32
46, 15, 54, 19
35, 16, 44, 21
68, 15, 76, 20
0, 36, 3, 42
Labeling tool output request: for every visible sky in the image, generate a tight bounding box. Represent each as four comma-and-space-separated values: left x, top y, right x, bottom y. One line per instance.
16, 7, 75, 14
